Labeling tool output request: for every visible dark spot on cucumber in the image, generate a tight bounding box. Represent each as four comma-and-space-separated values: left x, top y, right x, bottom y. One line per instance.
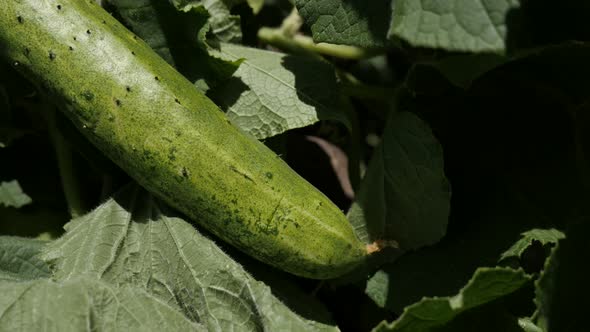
49, 51, 56, 60
175, 130, 182, 137
86, 29, 91, 35
68, 46, 74, 51
17, 16, 24, 24
181, 167, 190, 179
102, 20, 106, 24
81, 91, 94, 101
155, 76, 160, 81
162, 137, 172, 143
115, 99, 122, 107
73, 36, 77, 41
24, 48, 30, 55
143, 150, 153, 159
57, 5, 62, 10
265, 172, 273, 179
131, 51, 136, 56
126, 86, 131, 92
133, 35, 138, 40
174, 98, 180, 104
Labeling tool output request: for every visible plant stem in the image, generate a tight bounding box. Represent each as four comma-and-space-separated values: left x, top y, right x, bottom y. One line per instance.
258, 27, 377, 60
257, 7, 381, 60
48, 109, 85, 218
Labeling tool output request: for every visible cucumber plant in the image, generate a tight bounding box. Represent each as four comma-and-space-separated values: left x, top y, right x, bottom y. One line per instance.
0, 0, 368, 279
1, 0, 579, 331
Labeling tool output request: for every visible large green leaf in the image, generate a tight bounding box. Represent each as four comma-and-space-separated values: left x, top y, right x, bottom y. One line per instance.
0, 277, 205, 331
106, 0, 177, 65
0, 180, 32, 208
42, 185, 338, 331
170, 0, 243, 42
363, 190, 535, 314
500, 228, 564, 261
0, 236, 50, 281
389, 0, 521, 53
295, 0, 392, 48
347, 111, 450, 249
363, 53, 585, 312
372, 267, 531, 332
106, 1, 241, 92
534, 221, 588, 331
210, 43, 350, 139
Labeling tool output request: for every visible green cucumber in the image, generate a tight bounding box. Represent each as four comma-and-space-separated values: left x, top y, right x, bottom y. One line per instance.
0, 0, 368, 279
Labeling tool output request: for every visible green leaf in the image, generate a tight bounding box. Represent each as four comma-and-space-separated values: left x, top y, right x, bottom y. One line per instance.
389, 0, 521, 53
0, 277, 205, 331
42, 185, 338, 331
372, 267, 531, 332
106, 1, 241, 92
500, 228, 565, 261
363, 184, 544, 314
363, 45, 587, 311
210, 43, 350, 139
347, 112, 450, 249
0, 236, 50, 281
106, 0, 177, 65
170, 0, 243, 42
0, 180, 32, 208
534, 221, 588, 332
295, 0, 392, 48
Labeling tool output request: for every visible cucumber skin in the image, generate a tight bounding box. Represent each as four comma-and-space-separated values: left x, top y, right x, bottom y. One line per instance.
0, 0, 366, 279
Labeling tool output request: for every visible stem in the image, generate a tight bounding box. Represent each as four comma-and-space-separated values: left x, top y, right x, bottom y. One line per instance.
258, 7, 381, 60
258, 27, 378, 60
48, 109, 85, 218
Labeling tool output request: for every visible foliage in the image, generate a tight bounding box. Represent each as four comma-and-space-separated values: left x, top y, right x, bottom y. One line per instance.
1, 0, 588, 331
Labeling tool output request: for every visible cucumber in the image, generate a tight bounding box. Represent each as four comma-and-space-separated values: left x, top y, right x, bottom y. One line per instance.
0, 0, 368, 279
